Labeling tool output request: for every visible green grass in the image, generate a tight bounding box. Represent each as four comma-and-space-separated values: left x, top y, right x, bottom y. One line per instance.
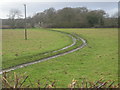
2, 28, 73, 69
7, 28, 118, 87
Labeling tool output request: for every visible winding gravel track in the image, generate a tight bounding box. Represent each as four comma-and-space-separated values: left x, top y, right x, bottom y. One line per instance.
0, 30, 87, 74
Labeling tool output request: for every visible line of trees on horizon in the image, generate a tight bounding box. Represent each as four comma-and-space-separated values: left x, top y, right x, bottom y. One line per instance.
2, 7, 118, 29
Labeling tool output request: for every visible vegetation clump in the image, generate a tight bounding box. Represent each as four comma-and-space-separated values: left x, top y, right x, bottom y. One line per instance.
2, 72, 119, 88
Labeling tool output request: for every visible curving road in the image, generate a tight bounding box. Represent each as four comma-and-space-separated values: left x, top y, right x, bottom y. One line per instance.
0, 30, 87, 74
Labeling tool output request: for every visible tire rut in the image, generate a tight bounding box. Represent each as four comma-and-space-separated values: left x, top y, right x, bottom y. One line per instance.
0, 30, 87, 74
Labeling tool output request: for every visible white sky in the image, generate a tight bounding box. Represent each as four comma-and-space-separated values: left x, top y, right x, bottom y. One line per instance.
0, 0, 119, 2
0, 0, 119, 19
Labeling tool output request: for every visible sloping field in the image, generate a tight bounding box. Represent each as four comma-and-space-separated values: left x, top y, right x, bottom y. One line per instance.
2, 28, 72, 69
4, 28, 118, 87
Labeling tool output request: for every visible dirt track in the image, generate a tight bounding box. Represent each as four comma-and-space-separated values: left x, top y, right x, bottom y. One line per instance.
0, 30, 87, 74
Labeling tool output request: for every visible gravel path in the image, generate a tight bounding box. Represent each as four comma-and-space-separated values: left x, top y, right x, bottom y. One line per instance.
0, 30, 87, 74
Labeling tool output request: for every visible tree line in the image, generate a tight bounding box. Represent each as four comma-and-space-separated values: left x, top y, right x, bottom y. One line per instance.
2, 7, 118, 29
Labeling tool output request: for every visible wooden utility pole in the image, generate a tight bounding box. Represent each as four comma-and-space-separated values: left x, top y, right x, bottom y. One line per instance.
24, 4, 27, 40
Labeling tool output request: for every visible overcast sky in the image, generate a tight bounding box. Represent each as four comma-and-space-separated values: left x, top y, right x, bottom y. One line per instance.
0, 1, 118, 19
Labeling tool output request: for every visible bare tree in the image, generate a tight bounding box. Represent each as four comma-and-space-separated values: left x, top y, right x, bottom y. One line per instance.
7, 9, 22, 28
8, 9, 22, 19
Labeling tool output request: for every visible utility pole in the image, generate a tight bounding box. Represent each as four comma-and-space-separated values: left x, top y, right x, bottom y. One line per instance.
24, 4, 27, 40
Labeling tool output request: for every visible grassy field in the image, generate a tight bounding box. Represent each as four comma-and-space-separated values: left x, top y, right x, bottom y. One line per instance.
6, 28, 118, 87
2, 28, 73, 69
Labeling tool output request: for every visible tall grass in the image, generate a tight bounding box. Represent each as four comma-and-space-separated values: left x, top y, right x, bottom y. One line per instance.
2, 72, 119, 88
